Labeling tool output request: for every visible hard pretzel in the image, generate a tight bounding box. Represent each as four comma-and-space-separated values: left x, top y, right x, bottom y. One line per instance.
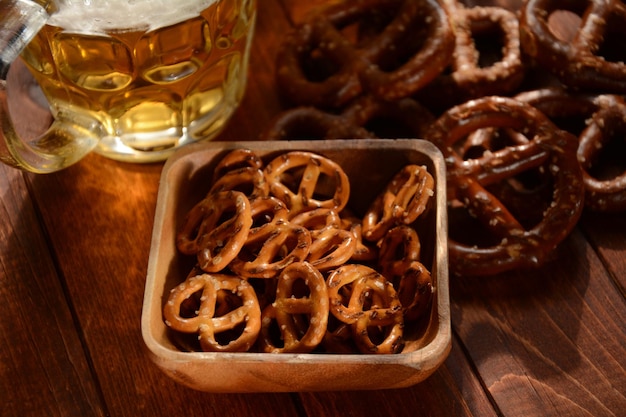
208, 167, 269, 200
339, 95, 435, 140
212, 148, 264, 179
176, 191, 252, 272
516, 88, 626, 212
327, 264, 404, 354
577, 94, 626, 212
340, 215, 379, 262
264, 151, 351, 217
275, 0, 455, 108
291, 208, 356, 270
362, 164, 434, 242
163, 273, 261, 352
520, 0, 626, 92
258, 262, 329, 353
228, 196, 311, 278
378, 226, 432, 322
261, 107, 372, 141
426, 96, 585, 276
417, 5, 524, 110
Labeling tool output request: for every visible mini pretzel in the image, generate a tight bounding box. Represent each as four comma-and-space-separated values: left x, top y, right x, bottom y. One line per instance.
417, 5, 524, 110
258, 262, 329, 353
426, 96, 585, 276
520, 0, 626, 92
176, 191, 252, 272
378, 226, 433, 321
229, 221, 312, 279
327, 264, 404, 354
208, 167, 270, 200
275, 0, 455, 107
212, 148, 264, 179
163, 273, 261, 352
327, 264, 403, 326
290, 208, 342, 238
362, 164, 434, 242
378, 226, 432, 321
264, 151, 350, 217
338, 214, 379, 262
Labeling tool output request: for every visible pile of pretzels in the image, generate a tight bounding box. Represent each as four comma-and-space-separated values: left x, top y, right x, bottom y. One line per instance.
263, 0, 626, 277
164, 149, 436, 354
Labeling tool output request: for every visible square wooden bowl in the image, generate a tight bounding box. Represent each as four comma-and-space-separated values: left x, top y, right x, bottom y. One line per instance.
141, 139, 451, 393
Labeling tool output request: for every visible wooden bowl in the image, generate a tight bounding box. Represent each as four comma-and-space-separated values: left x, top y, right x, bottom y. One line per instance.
141, 139, 451, 393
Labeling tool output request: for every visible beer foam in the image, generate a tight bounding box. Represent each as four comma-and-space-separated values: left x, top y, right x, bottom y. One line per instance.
47, 0, 218, 33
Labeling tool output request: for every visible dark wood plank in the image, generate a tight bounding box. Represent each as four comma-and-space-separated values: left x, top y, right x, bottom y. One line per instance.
22, 2, 305, 416
298, 336, 499, 417
450, 229, 626, 417
26, 149, 302, 416
0, 163, 105, 417
579, 212, 626, 296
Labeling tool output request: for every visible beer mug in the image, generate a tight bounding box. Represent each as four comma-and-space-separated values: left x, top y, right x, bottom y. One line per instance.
0, 0, 256, 173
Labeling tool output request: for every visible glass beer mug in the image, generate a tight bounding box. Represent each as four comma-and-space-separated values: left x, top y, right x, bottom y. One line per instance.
0, 0, 256, 173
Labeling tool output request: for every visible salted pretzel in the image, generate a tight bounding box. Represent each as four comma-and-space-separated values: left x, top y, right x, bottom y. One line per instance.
577, 95, 626, 212
264, 151, 351, 216
516, 88, 626, 212
258, 262, 329, 353
378, 226, 432, 321
340, 215, 379, 262
261, 107, 372, 141
262, 94, 434, 142
208, 167, 269, 200
275, 0, 455, 108
362, 164, 434, 242
520, 0, 626, 92
290, 207, 343, 238
417, 5, 524, 110
339, 95, 435, 139
212, 148, 264, 179
327, 264, 404, 353
426, 96, 585, 276
176, 191, 252, 272
291, 208, 356, 270
163, 273, 261, 352
228, 196, 311, 278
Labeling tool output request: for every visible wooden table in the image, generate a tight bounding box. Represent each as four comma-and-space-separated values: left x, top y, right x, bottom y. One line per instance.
1, 1, 625, 416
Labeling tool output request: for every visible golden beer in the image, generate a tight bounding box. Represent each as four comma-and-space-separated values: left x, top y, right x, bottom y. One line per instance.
20, 0, 257, 162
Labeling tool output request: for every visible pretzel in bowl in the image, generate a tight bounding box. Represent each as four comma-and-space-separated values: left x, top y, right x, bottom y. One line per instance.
291, 208, 357, 270
378, 226, 433, 321
327, 264, 404, 354
228, 196, 312, 278
163, 273, 262, 352
176, 190, 253, 273
275, 0, 455, 108
258, 262, 329, 353
519, 0, 626, 92
208, 166, 269, 200
264, 151, 351, 217
426, 96, 585, 277
362, 164, 434, 242
212, 148, 264, 179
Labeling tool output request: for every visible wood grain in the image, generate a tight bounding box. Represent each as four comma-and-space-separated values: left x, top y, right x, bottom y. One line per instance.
0, 0, 624, 416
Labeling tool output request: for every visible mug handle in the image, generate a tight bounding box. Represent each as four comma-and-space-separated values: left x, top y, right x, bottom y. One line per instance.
0, 0, 99, 173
